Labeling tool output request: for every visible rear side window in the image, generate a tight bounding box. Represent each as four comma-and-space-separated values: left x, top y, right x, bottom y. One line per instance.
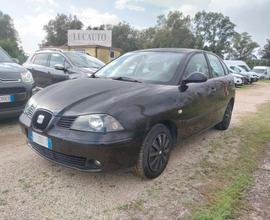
49, 53, 66, 67
207, 54, 225, 77
184, 53, 210, 78
33, 53, 49, 66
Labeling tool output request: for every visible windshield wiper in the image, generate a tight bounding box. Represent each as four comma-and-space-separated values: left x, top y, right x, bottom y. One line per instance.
110, 76, 142, 83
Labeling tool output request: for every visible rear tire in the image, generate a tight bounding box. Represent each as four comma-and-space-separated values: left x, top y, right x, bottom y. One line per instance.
135, 124, 173, 179
215, 102, 233, 130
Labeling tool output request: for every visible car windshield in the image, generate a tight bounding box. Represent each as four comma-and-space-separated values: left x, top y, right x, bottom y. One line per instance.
64, 52, 105, 69
239, 65, 250, 72
95, 51, 184, 83
0, 47, 13, 63
253, 69, 265, 74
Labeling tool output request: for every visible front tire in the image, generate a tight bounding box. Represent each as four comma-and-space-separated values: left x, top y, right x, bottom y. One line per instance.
215, 102, 233, 130
135, 124, 173, 179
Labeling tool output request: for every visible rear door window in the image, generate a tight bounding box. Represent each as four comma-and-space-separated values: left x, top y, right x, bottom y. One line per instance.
33, 53, 49, 66
207, 54, 225, 77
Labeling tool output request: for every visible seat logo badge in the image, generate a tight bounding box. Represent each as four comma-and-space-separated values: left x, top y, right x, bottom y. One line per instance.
37, 115, 45, 124
178, 109, 183, 114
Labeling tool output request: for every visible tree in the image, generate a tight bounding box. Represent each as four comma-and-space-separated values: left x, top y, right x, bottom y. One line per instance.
194, 11, 236, 57
137, 27, 157, 49
112, 22, 139, 52
228, 32, 259, 61
153, 11, 195, 48
42, 14, 83, 46
86, 24, 105, 30
0, 11, 17, 40
261, 39, 270, 61
0, 11, 26, 63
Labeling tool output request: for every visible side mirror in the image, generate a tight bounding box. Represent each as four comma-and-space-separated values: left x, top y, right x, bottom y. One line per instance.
12, 58, 19, 63
180, 72, 208, 92
54, 64, 67, 72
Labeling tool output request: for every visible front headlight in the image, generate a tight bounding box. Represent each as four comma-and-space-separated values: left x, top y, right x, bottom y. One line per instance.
21, 70, 34, 84
71, 114, 124, 132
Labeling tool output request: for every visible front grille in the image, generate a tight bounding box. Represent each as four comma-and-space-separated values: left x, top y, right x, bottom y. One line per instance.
31, 142, 87, 169
57, 116, 77, 129
32, 110, 53, 130
0, 87, 26, 95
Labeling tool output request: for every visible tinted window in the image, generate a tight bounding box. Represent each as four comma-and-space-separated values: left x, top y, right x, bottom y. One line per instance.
220, 60, 229, 75
253, 69, 265, 74
207, 54, 225, 77
239, 65, 250, 72
49, 53, 66, 67
184, 53, 209, 78
33, 53, 49, 66
230, 66, 242, 73
64, 52, 105, 69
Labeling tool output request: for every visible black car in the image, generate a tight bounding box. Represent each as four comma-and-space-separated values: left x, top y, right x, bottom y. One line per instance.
0, 47, 35, 119
19, 49, 235, 179
24, 49, 105, 88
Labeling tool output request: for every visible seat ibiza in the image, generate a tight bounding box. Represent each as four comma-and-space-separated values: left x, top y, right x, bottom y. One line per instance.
19, 49, 235, 179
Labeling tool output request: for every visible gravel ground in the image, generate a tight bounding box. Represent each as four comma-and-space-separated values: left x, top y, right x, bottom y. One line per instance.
0, 82, 270, 220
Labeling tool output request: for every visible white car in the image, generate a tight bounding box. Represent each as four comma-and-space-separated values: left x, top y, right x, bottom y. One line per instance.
224, 60, 260, 81
232, 73, 244, 86
224, 62, 257, 83
252, 66, 270, 79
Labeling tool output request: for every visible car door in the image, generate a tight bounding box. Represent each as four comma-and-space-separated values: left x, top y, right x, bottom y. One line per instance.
177, 52, 218, 138
48, 53, 70, 84
206, 53, 232, 122
30, 53, 51, 88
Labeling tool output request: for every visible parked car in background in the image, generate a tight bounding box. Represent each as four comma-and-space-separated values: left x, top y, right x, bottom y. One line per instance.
224, 60, 260, 82
0, 47, 35, 119
226, 64, 251, 84
23, 49, 105, 88
232, 73, 244, 87
253, 66, 270, 79
20, 48, 235, 179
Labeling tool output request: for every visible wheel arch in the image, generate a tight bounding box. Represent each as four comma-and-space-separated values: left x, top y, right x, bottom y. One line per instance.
158, 120, 178, 147
229, 97, 235, 108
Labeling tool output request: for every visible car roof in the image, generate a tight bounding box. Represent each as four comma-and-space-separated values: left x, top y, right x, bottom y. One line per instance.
134, 48, 205, 54
253, 66, 269, 69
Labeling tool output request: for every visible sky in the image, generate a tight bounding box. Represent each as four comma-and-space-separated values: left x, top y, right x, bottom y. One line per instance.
1, 0, 270, 53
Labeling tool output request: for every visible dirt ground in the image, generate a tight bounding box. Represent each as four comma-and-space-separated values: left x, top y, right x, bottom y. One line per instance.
0, 82, 270, 220
238, 144, 270, 220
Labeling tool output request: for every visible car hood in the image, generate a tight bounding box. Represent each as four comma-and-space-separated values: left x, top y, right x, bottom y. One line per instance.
34, 78, 159, 116
248, 71, 259, 76
79, 67, 99, 73
0, 62, 26, 80
68, 67, 98, 79
232, 73, 243, 78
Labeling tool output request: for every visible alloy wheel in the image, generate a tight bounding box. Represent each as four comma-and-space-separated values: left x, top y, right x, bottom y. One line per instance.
148, 133, 170, 172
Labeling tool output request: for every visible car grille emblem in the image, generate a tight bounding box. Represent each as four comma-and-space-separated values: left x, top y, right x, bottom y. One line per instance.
178, 109, 183, 114
37, 114, 45, 125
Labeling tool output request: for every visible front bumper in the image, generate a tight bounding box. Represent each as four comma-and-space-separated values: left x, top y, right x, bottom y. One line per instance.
20, 113, 143, 171
0, 83, 34, 119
